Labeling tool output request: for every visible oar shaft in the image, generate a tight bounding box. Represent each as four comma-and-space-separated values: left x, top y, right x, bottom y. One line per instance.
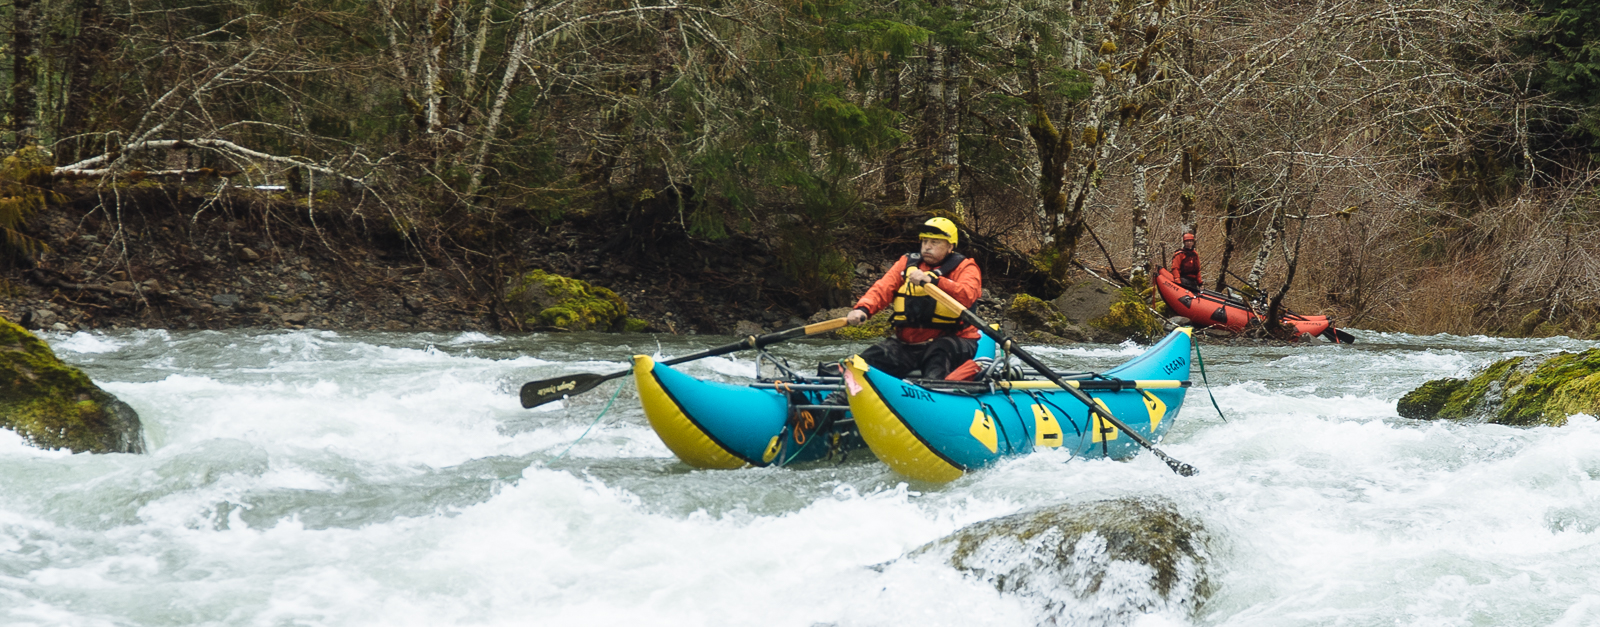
660, 318, 848, 366
1193, 288, 1255, 312
920, 283, 1197, 476
1002, 380, 1190, 390
748, 379, 1189, 392
1222, 269, 1317, 321
521, 318, 847, 409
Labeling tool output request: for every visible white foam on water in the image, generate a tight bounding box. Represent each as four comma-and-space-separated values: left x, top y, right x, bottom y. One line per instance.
444, 331, 498, 345
1029, 339, 1149, 359
0, 429, 73, 459
689, 354, 760, 379
8, 329, 1600, 626
50, 331, 127, 354
1178, 407, 1600, 627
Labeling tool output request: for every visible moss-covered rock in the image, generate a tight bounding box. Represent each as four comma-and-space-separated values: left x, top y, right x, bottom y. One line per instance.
0, 317, 146, 453
904, 497, 1213, 624
1497, 350, 1600, 425
1396, 349, 1600, 426
1089, 283, 1165, 342
1395, 378, 1467, 420
1009, 294, 1070, 334
505, 269, 630, 332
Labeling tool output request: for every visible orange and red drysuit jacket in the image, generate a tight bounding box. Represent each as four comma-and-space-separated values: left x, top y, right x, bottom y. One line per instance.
1171, 248, 1202, 287
852, 254, 983, 344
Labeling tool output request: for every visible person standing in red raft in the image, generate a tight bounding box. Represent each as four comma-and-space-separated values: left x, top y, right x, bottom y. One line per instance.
844, 217, 983, 380
1171, 232, 1203, 293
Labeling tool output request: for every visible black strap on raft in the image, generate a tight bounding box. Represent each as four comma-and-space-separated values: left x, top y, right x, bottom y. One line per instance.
980, 402, 1016, 455
1024, 389, 1085, 442
1193, 339, 1230, 423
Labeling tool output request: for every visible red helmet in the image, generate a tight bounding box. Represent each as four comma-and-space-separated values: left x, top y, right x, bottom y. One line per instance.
1182, 232, 1196, 242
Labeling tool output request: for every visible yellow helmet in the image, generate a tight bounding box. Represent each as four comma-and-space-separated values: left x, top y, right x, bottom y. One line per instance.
918, 217, 959, 245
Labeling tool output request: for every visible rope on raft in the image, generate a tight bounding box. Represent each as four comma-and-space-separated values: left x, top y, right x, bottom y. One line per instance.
553, 373, 633, 461
1193, 341, 1230, 423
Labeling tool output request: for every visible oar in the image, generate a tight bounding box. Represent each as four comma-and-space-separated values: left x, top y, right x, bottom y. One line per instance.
518, 317, 849, 408
1193, 288, 1258, 313
920, 283, 1198, 477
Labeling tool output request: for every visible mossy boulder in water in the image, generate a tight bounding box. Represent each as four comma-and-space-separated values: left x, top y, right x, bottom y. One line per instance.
1397, 349, 1600, 426
0, 317, 146, 453
903, 497, 1213, 625
505, 269, 645, 332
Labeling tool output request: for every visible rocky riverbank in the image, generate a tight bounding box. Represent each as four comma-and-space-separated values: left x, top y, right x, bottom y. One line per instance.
0, 181, 1096, 340
0, 180, 1355, 347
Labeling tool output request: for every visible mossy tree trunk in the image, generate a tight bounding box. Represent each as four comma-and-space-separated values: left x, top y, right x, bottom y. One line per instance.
11, 0, 40, 149
1247, 206, 1283, 289
1214, 193, 1238, 292
1265, 204, 1310, 335
919, 32, 962, 217
59, 0, 111, 165
1130, 152, 1152, 281
881, 60, 909, 207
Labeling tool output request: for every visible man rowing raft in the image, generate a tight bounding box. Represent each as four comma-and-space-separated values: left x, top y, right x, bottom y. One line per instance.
844, 217, 984, 380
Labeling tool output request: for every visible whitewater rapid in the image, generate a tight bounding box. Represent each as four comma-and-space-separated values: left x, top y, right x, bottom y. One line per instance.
2, 328, 1598, 626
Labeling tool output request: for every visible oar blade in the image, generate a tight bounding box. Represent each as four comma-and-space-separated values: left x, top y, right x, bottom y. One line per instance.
1320, 327, 1357, 344
520, 373, 611, 408
1153, 449, 1200, 476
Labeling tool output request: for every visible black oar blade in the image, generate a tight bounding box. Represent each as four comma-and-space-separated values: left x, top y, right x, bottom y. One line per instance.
1154, 449, 1200, 476
1320, 328, 1357, 344
520, 373, 611, 408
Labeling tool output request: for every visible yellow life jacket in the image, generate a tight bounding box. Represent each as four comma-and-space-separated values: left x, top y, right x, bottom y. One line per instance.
891, 252, 968, 331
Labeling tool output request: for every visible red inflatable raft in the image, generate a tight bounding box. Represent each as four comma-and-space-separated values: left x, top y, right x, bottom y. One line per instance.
1155, 268, 1351, 342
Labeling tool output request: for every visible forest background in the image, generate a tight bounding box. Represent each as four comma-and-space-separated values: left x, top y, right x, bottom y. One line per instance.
0, 0, 1597, 338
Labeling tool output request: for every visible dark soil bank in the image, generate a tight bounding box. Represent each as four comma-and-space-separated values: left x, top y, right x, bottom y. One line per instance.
0, 184, 1051, 335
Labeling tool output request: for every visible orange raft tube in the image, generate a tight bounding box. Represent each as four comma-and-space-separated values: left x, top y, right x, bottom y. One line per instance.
1155, 267, 1349, 342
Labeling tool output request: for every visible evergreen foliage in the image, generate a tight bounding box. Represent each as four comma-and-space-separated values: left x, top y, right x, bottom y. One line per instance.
1521, 0, 1600, 145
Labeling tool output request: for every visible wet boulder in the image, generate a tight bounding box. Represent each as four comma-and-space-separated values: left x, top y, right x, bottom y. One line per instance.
906, 497, 1213, 625
505, 269, 647, 332
1397, 348, 1600, 426
1011, 278, 1167, 344
0, 317, 146, 453
1053, 280, 1119, 323
1007, 294, 1102, 344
